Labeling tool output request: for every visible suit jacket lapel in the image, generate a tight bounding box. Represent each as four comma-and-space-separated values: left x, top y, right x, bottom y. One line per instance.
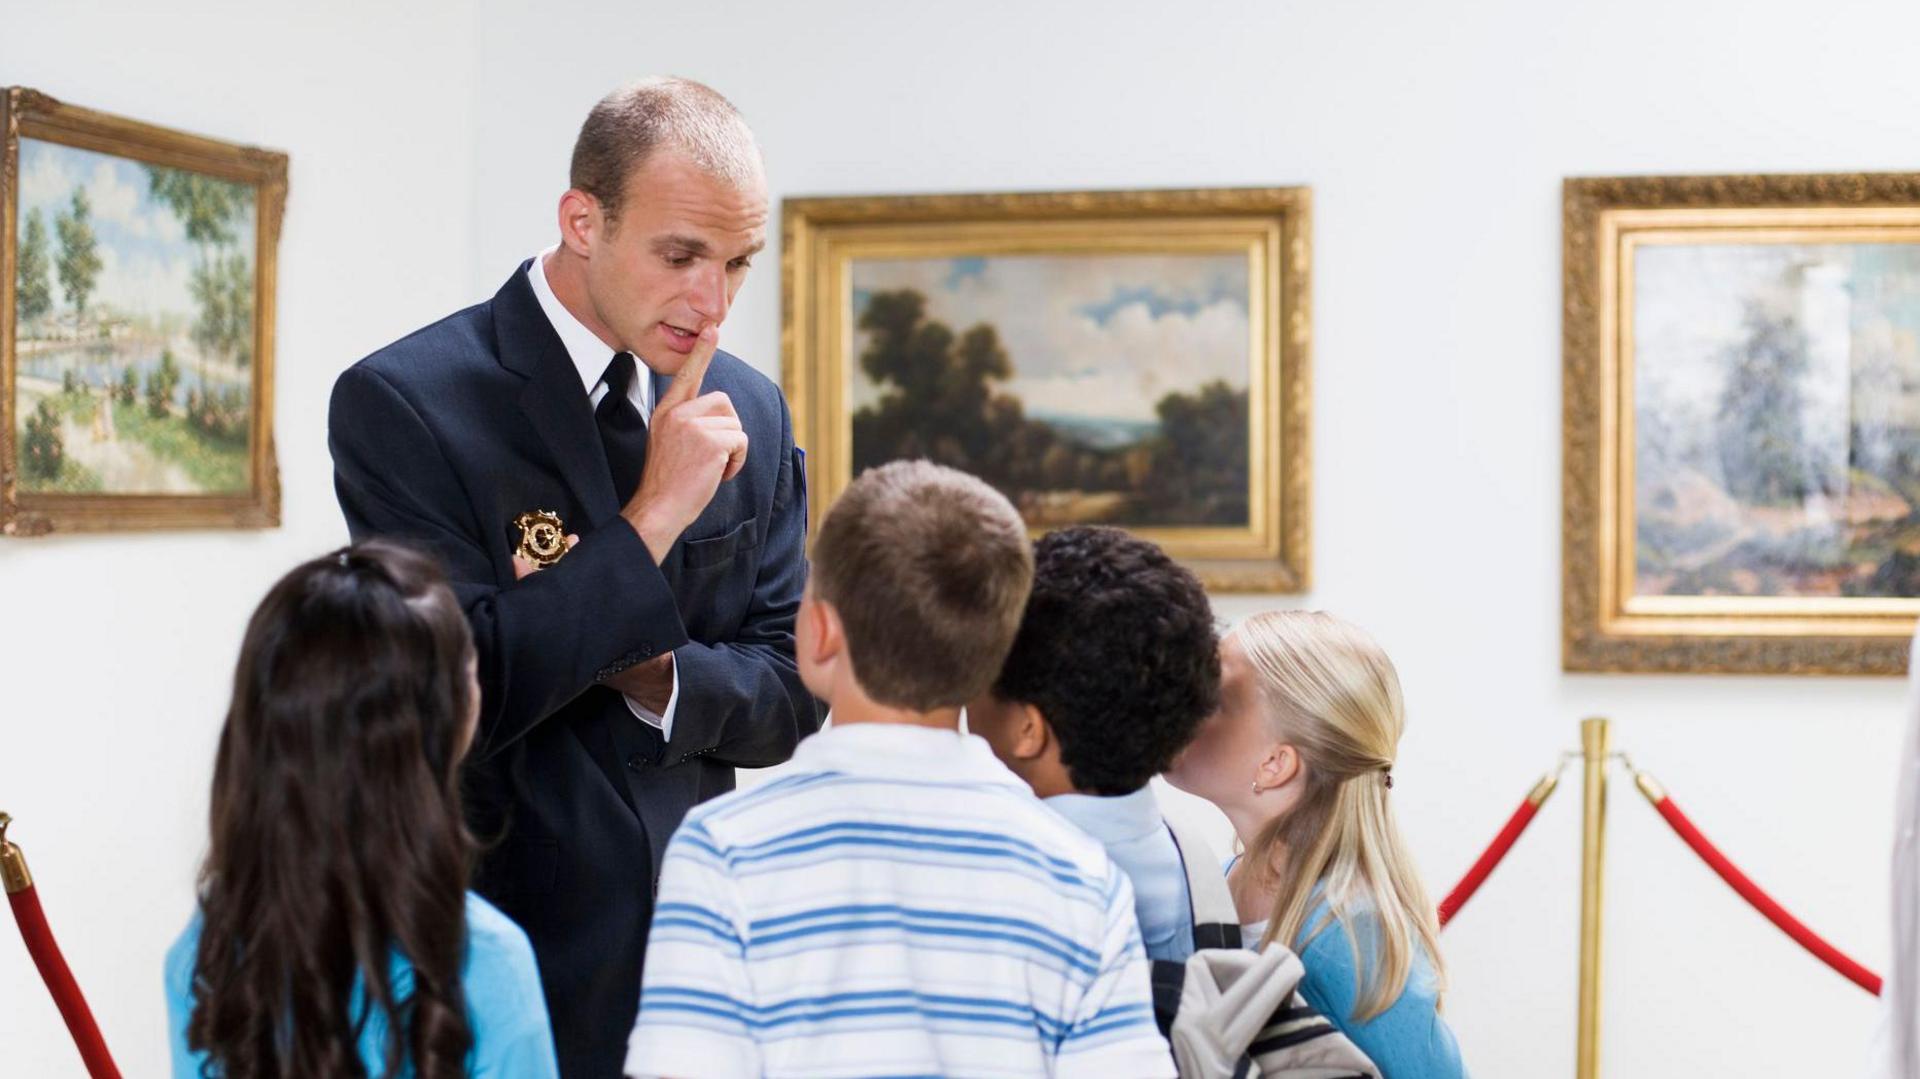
491, 261, 621, 525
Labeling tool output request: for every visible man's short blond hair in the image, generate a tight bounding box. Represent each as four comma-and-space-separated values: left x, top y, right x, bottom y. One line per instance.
811, 460, 1034, 711
569, 76, 763, 221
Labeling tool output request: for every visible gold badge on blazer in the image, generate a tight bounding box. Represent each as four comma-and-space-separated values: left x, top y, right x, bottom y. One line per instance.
514, 510, 569, 567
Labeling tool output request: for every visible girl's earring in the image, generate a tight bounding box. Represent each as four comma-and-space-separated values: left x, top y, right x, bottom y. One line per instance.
1249, 780, 1261, 795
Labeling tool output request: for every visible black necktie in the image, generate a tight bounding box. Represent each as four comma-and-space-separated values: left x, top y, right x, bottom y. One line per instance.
596, 352, 649, 502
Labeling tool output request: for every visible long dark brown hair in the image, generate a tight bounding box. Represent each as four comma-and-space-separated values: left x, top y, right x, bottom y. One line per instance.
188, 541, 477, 1077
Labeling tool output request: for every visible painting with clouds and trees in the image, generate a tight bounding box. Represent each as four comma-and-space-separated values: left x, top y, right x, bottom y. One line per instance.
783, 188, 1311, 592
4, 87, 284, 534
1632, 242, 1920, 599
849, 254, 1250, 529
1563, 172, 1920, 674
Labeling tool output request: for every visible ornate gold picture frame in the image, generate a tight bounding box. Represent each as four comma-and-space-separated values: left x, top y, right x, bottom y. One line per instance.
1564, 172, 1920, 674
783, 187, 1310, 592
2, 87, 285, 535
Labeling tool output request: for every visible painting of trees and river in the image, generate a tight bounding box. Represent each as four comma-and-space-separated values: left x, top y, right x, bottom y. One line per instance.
14, 137, 256, 495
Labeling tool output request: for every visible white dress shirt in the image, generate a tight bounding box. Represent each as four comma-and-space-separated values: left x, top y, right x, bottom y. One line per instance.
527, 249, 679, 739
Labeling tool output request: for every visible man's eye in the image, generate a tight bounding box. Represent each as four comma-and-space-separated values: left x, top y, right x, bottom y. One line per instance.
729, 258, 753, 271
665, 253, 693, 267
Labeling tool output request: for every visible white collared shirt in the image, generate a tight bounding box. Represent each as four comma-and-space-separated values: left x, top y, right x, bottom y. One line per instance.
628, 723, 1176, 1079
527, 249, 679, 739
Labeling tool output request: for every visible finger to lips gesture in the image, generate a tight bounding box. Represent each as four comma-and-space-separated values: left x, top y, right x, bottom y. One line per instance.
623, 327, 751, 563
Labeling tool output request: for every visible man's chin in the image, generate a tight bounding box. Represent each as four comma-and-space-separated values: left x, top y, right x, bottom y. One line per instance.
632, 351, 676, 376
631, 345, 687, 376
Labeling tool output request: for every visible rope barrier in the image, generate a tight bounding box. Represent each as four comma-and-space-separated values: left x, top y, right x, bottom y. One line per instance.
1438, 763, 1564, 927
2, 813, 123, 1078
1620, 765, 1883, 996
0, 730, 1886, 1077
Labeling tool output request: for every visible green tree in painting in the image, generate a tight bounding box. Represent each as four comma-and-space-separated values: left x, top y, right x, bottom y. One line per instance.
1136, 380, 1249, 525
22, 399, 65, 481
852, 289, 1026, 482
146, 165, 253, 370
54, 187, 102, 332
16, 209, 54, 325
1716, 301, 1836, 504
147, 348, 181, 419
145, 168, 250, 247
188, 250, 254, 370
145, 165, 254, 442
118, 366, 139, 407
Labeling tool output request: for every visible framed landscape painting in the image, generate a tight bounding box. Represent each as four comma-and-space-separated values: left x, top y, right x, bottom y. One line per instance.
2, 87, 286, 534
783, 187, 1311, 592
1564, 171, 1920, 673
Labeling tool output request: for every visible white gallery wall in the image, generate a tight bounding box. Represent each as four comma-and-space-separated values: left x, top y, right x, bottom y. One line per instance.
0, 1, 478, 1074
3, 0, 1918, 1075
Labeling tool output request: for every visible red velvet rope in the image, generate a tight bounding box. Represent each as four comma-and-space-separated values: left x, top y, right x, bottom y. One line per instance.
1647, 791, 1882, 996
1438, 795, 1545, 927
8, 884, 123, 1077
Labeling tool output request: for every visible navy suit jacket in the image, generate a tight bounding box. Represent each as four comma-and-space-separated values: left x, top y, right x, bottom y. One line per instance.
328, 262, 823, 1078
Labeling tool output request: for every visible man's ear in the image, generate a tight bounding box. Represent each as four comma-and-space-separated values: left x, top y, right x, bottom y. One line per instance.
1009, 703, 1052, 761
557, 189, 600, 257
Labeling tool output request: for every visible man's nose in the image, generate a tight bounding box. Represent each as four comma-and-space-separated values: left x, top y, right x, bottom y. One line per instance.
689, 264, 729, 324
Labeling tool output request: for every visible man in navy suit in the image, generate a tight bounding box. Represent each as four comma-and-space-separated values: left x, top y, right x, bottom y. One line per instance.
328, 77, 821, 1077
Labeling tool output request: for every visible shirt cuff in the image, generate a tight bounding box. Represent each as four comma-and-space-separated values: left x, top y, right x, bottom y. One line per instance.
623, 652, 679, 742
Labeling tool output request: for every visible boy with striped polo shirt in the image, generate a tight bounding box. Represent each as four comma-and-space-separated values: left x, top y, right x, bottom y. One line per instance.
626, 460, 1175, 1079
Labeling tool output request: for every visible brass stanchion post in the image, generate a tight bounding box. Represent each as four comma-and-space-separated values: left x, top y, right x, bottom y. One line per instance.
1577, 717, 1611, 1079
0, 812, 31, 894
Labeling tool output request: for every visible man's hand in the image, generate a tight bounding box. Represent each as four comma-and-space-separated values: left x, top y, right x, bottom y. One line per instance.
623, 327, 749, 564
601, 654, 673, 714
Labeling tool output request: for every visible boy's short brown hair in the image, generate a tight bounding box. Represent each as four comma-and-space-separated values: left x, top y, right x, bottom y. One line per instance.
811, 460, 1034, 710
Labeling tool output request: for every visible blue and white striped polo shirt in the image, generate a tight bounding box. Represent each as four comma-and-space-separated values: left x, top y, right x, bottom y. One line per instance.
625, 723, 1176, 1079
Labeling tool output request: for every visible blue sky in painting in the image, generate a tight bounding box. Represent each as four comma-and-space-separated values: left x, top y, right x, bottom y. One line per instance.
17, 138, 255, 320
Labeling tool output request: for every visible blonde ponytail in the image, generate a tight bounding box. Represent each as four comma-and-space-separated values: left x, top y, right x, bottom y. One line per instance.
1233, 610, 1444, 1022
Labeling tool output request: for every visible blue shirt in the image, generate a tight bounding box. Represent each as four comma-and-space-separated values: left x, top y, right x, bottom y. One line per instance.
1046, 787, 1195, 964
1245, 900, 1467, 1079
166, 892, 559, 1078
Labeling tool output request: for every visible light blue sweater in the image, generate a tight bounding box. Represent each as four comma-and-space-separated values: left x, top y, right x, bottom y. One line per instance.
1246, 899, 1467, 1079
166, 892, 559, 1078
1047, 787, 1195, 963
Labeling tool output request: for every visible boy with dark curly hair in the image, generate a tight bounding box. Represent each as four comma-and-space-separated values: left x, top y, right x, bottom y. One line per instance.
969, 525, 1222, 963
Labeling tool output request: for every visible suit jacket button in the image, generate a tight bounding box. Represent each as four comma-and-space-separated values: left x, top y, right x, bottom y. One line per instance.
626, 753, 648, 771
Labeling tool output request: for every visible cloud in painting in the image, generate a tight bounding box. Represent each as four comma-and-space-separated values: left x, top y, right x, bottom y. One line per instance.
83, 159, 185, 244
852, 254, 1249, 423
95, 244, 194, 320
17, 139, 238, 319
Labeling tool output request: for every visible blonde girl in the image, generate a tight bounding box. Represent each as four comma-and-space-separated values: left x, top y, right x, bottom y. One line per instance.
1167, 610, 1466, 1078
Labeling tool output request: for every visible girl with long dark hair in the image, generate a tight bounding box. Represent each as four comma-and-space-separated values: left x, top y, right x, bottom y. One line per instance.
165, 542, 558, 1077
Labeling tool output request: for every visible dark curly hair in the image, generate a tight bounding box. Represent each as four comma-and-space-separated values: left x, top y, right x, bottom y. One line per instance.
188, 541, 477, 1077
990, 526, 1220, 795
